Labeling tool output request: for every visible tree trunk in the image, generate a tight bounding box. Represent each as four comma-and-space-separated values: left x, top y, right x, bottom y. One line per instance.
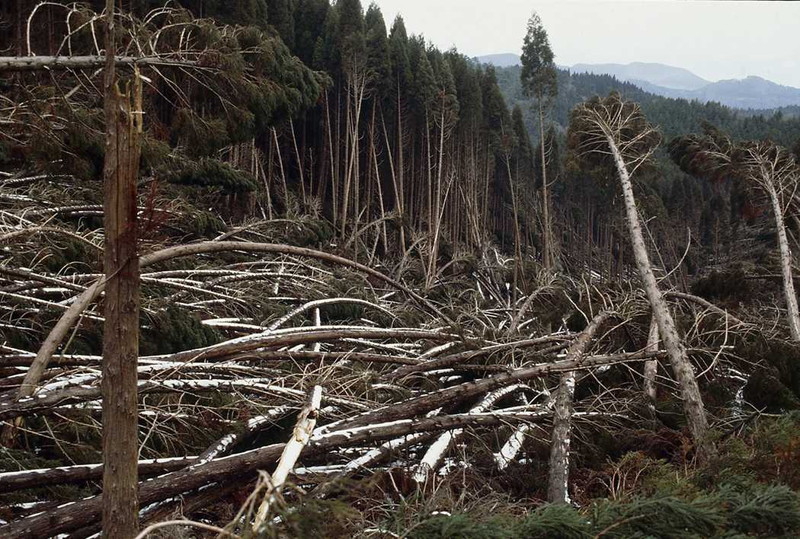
644, 315, 659, 404
767, 185, 800, 341
504, 154, 525, 300
101, 0, 142, 536
538, 101, 552, 271
607, 134, 710, 458
547, 311, 610, 503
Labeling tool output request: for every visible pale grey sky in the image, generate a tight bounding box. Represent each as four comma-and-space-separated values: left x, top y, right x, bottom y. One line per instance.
370, 0, 800, 88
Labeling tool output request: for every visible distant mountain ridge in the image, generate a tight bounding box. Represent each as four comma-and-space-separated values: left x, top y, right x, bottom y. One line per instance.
571, 62, 710, 91
474, 53, 521, 67
476, 55, 800, 110
570, 62, 800, 109
635, 76, 800, 110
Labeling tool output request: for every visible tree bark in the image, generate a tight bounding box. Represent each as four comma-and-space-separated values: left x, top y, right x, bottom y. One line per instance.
0, 411, 570, 538
643, 315, 659, 404
0, 55, 196, 71
607, 134, 710, 458
101, 0, 142, 534
538, 101, 552, 271
546, 311, 610, 503
767, 185, 800, 341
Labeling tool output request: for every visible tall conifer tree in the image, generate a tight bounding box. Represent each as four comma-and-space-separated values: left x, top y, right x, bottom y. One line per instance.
521, 11, 558, 270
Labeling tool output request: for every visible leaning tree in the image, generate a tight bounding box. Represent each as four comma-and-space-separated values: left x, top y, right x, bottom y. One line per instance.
568, 93, 711, 457
670, 129, 800, 342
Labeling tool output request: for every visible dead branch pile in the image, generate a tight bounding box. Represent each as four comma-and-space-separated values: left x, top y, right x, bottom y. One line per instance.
0, 171, 755, 536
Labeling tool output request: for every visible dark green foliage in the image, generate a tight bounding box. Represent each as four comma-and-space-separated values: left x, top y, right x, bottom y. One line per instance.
139, 137, 172, 171
447, 51, 483, 132
171, 207, 226, 238
29, 107, 105, 181
409, 514, 513, 539
280, 218, 335, 246
739, 337, 800, 410
520, 12, 557, 104
515, 504, 590, 538
405, 483, 800, 539
721, 484, 800, 536
690, 267, 752, 304
481, 66, 511, 152
267, 499, 361, 538
161, 157, 257, 193
409, 36, 436, 118
336, 0, 365, 52
364, 3, 391, 99
293, 0, 329, 64
40, 238, 96, 274
140, 305, 222, 355
0, 447, 94, 506
176, 0, 268, 29
266, 0, 295, 49
388, 15, 412, 97
592, 495, 723, 538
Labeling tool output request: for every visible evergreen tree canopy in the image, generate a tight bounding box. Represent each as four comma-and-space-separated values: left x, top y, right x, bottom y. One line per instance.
520, 11, 557, 104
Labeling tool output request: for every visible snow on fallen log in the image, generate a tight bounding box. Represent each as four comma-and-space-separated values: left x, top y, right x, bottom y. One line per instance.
0, 412, 561, 537
0, 456, 198, 493
253, 385, 323, 528
413, 384, 530, 483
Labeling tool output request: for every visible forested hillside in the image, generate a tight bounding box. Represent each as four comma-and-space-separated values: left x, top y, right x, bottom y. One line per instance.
494, 65, 800, 143
2, 2, 800, 537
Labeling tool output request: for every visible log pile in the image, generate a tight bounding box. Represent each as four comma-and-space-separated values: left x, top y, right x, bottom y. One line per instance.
0, 171, 748, 536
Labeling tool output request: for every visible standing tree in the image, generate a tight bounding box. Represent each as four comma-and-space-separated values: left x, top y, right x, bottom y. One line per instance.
387, 15, 412, 250
55, 0, 148, 536
101, 1, 142, 536
520, 11, 558, 271
569, 93, 710, 457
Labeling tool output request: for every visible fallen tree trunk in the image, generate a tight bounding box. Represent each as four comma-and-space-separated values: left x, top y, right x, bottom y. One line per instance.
0, 55, 199, 71
316, 348, 662, 436
5, 241, 452, 432
0, 456, 197, 493
0, 412, 560, 538
389, 335, 572, 378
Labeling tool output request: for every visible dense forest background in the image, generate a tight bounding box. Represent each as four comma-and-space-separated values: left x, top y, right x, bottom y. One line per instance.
3, 1, 800, 537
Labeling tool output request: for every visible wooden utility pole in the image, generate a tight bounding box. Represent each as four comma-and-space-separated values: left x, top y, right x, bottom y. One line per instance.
101, 0, 142, 535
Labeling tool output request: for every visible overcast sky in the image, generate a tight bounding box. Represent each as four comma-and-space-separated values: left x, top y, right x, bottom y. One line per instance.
369, 0, 800, 88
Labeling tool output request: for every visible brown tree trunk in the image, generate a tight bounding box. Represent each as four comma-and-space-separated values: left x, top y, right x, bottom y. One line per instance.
101, 0, 142, 535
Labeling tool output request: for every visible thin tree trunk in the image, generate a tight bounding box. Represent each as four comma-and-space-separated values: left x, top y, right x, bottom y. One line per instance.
101, 0, 142, 535
289, 118, 306, 211
767, 185, 800, 341
607, 134, 710, 458
644, 315, 659, 403
538, 100, 552, 271
547, 311, 610, 503
272, 128, 289, 214
396, 81, 407, 249
504, 154, 524, 300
